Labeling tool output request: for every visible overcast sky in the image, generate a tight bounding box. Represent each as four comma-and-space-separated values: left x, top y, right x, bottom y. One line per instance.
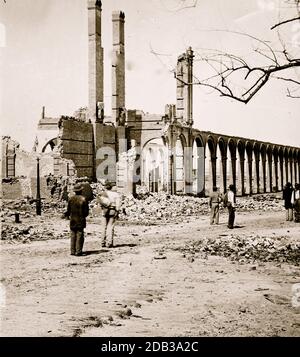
0, 0, 299, 151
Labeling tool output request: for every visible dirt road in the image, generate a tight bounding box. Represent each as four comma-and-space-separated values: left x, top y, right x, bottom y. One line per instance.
1, 210, 299, 337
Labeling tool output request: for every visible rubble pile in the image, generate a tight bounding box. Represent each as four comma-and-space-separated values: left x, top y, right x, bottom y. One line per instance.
179, 234, 300, 265
1, 222, 68, 242
118, 193, 209, 224
1, 199, 66, 219
236, 194, 284, 212
111, 192, 283, 224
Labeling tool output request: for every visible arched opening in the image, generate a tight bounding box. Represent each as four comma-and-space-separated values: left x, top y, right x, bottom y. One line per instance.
226, 139, 236, 191
289, 149, 294, 185
41, 138, 58, 153
253, 143, 260, 194
278, 147, 284, 190
217, 138, 226, 194
175, 136, 185, 194
266, 146, 273, 193
245, 142, 253, 195
272, 147, 279, 192
192, 137, 205, 195
142, 138, 168, 193
284, 148, 289, 184
293, 150, 298, 185
237, 141, 245, 196
204, 137, 215, 195
259, 144, 266, 193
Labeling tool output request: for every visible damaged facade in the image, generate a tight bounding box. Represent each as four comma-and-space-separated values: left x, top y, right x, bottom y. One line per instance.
2, 0, 300, 197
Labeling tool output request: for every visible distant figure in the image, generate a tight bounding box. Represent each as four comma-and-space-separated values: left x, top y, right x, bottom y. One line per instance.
226, 184, 236, 229
293, 183, 300, 223
46, 173, 53, 187
98, 181, 121, 248
66, 183, 89, 256
60, 182, 69, 202
50, 178, 58, 197
283, 182, 294, 221
209, 186, 221, 225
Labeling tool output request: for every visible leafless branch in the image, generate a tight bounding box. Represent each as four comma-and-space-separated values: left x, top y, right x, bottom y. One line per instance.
287, 88, 300, 97
160, 0, 198, 12
155, 0, 300, 103
271, 16, 300, 30
273, 76, 300, 85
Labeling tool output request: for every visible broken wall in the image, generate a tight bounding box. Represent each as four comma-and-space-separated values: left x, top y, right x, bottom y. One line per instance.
58, 118, 94, 178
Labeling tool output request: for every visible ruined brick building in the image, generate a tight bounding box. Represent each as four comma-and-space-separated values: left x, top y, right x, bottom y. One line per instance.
2, 0, 300, 197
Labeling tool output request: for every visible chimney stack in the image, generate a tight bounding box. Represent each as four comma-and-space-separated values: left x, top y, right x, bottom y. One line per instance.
112, 11, 125, 125
176, 47, 194, 126
88, 0, 104, 123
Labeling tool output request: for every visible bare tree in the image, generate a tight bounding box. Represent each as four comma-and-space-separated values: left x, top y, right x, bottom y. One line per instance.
175, 0, 300, 103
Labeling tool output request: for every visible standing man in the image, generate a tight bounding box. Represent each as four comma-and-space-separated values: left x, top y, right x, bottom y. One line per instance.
66, 183, 89, 256
293, 183, 300, 223
209, 186, 221, 225
98, 181, 121, 248
283, 182, 294, 221
227, 184, 236, 229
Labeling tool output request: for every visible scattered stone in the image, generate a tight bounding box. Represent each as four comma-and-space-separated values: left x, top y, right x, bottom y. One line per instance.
154, 255, 167, 260
124, 308, 132, 316
173, 234, 300, 265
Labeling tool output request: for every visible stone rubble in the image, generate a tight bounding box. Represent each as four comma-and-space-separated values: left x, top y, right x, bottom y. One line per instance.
176, 234, 300, 265
116, 192, 284, 224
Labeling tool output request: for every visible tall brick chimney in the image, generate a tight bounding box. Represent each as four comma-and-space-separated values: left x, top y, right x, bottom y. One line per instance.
88, 0, 104, 123
176, 46, 194, 126
112, 11, 125, 125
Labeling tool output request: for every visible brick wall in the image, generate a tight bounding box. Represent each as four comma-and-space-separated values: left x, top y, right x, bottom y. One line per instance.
59, 119, 94, 178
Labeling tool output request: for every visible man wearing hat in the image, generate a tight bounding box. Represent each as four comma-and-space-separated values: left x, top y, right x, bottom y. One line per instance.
98, 181, 121, 248
227, 184, 236, 229
66, 183, 89, 256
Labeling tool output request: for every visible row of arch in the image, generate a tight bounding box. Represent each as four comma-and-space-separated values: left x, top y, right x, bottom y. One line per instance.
202, 135, 300, 195
141, 132, 300, 196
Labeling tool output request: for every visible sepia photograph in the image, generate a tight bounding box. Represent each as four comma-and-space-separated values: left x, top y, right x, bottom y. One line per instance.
0, 0, 299, 342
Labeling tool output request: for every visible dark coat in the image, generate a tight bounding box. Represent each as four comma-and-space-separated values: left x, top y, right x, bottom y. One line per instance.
66, 194, 89, 230
283, 187, 294, 209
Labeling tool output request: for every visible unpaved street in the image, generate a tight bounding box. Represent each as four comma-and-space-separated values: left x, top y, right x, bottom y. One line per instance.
1, 210, 299, 337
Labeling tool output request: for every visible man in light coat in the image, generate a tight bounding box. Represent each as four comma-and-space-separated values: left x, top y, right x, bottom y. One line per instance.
99, 182, 121, 248
227, 184, 236, 229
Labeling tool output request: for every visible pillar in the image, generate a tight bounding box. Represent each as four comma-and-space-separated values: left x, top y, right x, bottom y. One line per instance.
176, 47, 194, 126
88, 0, 104, 123
112, 11, 125, 125
272, 157, 278, 192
